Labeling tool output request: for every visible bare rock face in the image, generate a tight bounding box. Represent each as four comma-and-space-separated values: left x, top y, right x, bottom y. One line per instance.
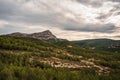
5, 30, 57, 41
29, 30, 57, 40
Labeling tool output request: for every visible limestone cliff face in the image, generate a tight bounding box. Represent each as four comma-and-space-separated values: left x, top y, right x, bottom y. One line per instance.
6, 30, 57, 41
29, 30, 57, 40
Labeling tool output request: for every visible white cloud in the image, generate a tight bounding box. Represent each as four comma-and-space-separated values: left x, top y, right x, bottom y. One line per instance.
0, 0, 120, 40
0, 20, 8, 28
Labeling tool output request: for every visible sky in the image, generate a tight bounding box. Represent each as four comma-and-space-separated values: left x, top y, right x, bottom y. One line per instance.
0, 0, 120, 40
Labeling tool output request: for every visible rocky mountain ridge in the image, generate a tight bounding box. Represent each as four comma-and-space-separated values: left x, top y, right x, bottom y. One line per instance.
4, 30, 58, 41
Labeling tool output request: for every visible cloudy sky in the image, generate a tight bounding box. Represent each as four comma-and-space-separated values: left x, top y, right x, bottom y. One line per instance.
0, 0, 120, 40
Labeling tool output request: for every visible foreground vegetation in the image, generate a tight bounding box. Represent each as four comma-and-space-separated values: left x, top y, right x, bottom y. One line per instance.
0, 36, 120, 80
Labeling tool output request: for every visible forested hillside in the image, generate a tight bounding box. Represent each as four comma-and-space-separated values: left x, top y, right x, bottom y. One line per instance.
0, 36, 120, 80
73, 39, 120, 53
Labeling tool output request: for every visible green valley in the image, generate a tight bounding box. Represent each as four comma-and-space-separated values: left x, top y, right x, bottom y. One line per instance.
0, 35, 120, 80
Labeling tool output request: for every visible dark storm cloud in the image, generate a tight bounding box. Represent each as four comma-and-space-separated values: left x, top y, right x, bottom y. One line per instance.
96, 0, 120, 21
110, 5, 120, 16
63, 24, 117, 33
0, 0, 62, 26
97, 13, 112, 20
76, 0, 103, 7
108, 0, 120, 2
114, 35, 120, 38
0, 0, 119, 35
0, 0, 21, 20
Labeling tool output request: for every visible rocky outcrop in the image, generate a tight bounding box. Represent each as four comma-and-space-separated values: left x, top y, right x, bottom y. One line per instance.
28, 30, 57, 40
5, 30, 58, 41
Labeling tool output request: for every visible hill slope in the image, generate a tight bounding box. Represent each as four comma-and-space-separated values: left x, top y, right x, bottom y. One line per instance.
0, 36, 120, 80
72, 39, 120, 53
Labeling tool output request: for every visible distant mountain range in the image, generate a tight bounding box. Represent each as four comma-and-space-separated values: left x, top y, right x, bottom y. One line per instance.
72, 39, 120, 53
2, 30, 67, 42
1, 30, 120, 52
5, 30, 57, 40
0, 31, 120, 79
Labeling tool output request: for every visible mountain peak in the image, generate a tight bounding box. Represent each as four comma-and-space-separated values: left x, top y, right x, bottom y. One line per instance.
43, 30, 51, 33
5, 30, 58, 41
41, 30, 53, 35
29, 30, 57, 40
